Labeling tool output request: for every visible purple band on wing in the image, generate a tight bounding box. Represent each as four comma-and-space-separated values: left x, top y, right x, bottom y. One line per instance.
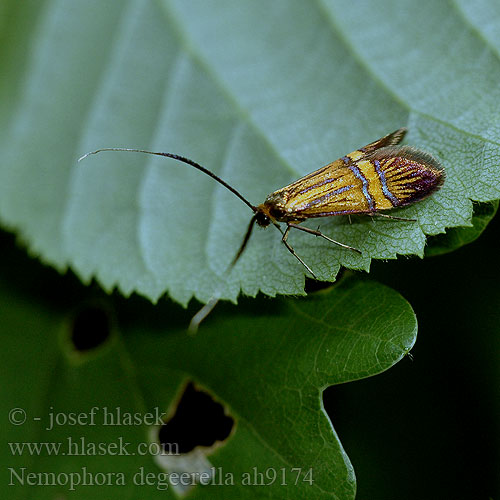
304, 184, 354, 206
349, 164, 374, 211
373, 159, 399, 206
298, 176, 345, 195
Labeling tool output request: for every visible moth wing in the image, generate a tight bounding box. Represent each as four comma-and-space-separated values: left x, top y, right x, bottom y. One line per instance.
287, 128, 407, 187
360, 127, 407, 154
275, 159, 370, 217
274, 157, 347, 192
366, 145, 444, 207
343, 128, 407, 163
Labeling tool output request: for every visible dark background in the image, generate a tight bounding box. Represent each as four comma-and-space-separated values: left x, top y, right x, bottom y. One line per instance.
325, 212, 499, 499
1, 210, 498, 499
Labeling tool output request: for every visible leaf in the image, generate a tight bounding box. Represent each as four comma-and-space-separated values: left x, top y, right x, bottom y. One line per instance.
0, 270, 417, 499
425, 200, 498, 257
1, 0, 499, 305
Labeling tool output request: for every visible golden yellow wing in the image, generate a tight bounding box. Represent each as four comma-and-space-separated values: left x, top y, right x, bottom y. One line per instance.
262, 134, 443, 222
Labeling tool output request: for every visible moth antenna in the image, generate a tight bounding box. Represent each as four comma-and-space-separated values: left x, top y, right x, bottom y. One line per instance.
78, 148, 257, 212
188, 214, 259, 334
80, 147, 261, 333
188, 298, 219, 335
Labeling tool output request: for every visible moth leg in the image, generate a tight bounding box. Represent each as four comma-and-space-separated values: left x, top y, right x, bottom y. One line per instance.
281, 225, 318, 279
370, 212, 416, 222
288, 223, 362, 254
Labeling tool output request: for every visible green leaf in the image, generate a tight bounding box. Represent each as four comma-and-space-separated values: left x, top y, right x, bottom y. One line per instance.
425, 200, 498, 257
1, 0, 499, 305
1, 271, 417, 499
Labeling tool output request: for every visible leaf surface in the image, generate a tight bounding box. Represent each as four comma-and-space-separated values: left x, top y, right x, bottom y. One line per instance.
1, 0, 499, 304
0, 271, 417, 499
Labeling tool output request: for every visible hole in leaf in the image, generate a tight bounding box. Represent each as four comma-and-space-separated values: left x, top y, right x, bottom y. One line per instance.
71, 305, 111, 352
159, 382, 234, 454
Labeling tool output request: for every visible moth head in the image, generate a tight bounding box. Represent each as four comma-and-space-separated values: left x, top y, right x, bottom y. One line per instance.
254, 206, 272, 227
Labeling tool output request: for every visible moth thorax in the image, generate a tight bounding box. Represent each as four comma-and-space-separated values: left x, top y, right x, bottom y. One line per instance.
262, 192, 289, 221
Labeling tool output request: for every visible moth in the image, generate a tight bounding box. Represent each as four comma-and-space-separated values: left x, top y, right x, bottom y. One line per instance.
80, 127, 444, 330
